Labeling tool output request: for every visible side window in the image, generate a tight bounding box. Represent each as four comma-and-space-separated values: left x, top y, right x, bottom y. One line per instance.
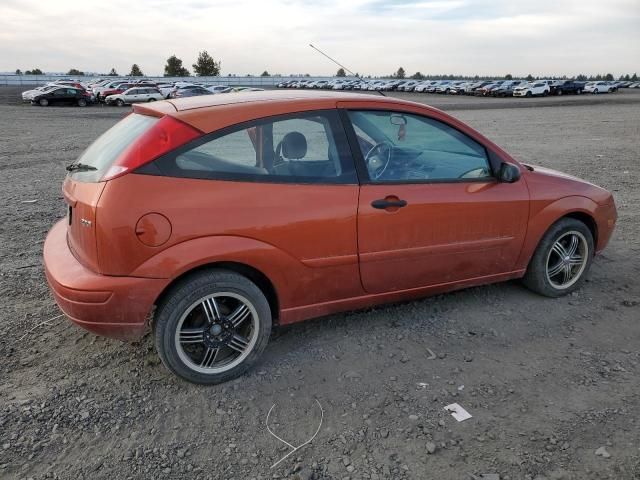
347, 110, 492, 182
153, 110, 356, 184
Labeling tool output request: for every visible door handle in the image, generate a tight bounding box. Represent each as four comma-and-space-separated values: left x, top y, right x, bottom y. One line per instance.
371, 198, 408, 209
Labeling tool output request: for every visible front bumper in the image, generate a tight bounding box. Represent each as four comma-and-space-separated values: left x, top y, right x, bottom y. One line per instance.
594, 202, 617, 253
43, 220, 169, 341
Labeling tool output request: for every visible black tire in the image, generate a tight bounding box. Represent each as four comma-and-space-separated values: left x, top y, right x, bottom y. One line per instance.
593, 89, 599, 95
154, 269, 272, 384
148, 97, 156, 102
526, 91, 532, 97
557, 89, 563, 96
522, 218, 594, 297
543, 90, 549, 97
116, 98, 125, 107
39, 98, 49, 106
77, 98, 87, 107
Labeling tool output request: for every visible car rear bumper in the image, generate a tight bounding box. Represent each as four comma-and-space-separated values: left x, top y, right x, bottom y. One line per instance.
43, 220, 169, 341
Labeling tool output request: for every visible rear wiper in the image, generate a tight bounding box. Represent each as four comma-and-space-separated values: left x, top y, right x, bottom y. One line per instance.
66, 162, 97, 172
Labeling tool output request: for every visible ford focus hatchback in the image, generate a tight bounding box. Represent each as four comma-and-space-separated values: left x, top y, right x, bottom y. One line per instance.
44, 90, 617, 384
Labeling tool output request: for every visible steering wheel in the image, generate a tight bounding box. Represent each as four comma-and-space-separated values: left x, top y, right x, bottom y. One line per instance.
458, 167, 488, 179
364, 141, 393, 180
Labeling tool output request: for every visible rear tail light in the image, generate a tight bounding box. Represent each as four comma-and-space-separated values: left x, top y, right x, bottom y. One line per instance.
102, 116, 202, 181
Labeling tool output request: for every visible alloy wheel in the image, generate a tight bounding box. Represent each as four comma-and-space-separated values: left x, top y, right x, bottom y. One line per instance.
174, 292, 259, 374
545, 231, 588, 289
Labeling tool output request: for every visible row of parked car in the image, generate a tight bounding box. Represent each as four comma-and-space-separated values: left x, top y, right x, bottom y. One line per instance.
21, 78, 264, 107
277, 78, 637, 97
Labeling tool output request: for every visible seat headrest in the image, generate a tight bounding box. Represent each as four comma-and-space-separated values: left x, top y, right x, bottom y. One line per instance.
281, 132, 307, 159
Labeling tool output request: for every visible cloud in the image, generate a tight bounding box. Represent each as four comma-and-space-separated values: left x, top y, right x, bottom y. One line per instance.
0, 0, 638, 76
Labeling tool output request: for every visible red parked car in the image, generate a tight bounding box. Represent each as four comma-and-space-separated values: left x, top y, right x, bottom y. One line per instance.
97, 83, 139, 101
44, 91, 617, 384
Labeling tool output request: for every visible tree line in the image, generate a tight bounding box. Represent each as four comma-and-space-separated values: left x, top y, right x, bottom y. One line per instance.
11, 60, 639, 82
13, 51, 222, 78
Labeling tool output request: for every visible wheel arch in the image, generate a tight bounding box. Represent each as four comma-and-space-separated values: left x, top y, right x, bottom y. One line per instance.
516, 196, 599, 270
152, 261, 279, 326
563, 211, 598, 247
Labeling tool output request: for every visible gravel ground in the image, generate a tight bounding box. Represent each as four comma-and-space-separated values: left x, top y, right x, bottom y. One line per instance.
0, 91, 639, 480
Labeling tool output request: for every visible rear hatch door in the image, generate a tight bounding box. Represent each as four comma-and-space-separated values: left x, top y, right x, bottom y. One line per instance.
63, 178, 105, 273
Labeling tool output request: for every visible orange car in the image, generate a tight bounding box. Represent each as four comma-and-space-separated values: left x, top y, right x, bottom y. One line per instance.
44, 90, 617, 384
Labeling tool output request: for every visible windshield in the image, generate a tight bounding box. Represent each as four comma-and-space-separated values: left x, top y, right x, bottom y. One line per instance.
70, 113, 158, 182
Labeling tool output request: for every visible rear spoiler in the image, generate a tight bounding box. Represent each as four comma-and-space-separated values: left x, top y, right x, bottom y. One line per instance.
133, 101, 177, 117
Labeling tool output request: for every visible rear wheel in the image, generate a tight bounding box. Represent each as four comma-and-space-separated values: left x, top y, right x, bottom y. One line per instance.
522, 218, 594, 297
39, 98, 49, 106
154, 270, 272, 384
77, 98, 87, 107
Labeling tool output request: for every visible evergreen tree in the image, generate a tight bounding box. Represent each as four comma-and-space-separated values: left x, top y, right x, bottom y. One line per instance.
165, 55, 190, 77
129, 64, 143, 76
191, 51, 220, 76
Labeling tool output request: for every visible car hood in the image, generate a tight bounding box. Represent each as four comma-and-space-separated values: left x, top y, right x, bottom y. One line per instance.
527, 165, 613, 205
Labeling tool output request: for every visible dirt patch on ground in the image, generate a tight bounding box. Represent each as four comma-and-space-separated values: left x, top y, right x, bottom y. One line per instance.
0, 94, 639, 480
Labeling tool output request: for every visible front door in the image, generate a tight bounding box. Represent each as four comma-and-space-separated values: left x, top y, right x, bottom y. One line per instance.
343, 108, 529, 294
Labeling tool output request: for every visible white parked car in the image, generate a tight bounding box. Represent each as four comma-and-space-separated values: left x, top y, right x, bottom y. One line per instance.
398, 80, 419, 92
583, 81, 614, 94
413, 81, 432, 92
21, 85, 59, 102
513, 82, 550, 97
205, 85, 231, 94
435, 81, 454, 93
105, 87, 163, 106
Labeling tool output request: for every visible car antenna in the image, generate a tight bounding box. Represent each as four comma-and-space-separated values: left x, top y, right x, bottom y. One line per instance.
309, 44, 386, 96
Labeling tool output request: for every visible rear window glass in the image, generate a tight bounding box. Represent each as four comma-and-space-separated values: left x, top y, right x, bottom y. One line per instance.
70, 113, 158, 182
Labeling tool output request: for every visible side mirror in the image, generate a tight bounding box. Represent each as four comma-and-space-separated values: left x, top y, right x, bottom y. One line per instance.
498, 162, 521, 183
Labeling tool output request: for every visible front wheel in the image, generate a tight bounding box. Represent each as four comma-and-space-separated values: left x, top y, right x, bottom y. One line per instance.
116, 98, 125, 107
522, 218, 594, 297
154, 270, 272, 384
526, 91, 532, 97
39, 98, 49, 106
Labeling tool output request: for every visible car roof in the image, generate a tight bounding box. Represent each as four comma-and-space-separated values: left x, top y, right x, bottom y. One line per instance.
139, 89, 417, 113
132, 89, 442, 133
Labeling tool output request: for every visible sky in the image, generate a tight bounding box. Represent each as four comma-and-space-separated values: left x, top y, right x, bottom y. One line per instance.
1, 0, 638, 77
